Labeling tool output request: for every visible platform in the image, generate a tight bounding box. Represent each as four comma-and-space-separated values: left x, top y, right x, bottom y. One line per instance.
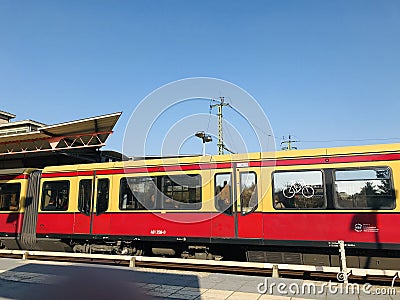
0, 258, 399, 299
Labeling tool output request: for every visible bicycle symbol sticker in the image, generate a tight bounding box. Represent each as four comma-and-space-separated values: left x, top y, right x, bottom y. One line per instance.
283, 180, 315, 199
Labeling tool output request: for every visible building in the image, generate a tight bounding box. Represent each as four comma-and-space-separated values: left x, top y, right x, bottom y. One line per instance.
0, 110, 45, 136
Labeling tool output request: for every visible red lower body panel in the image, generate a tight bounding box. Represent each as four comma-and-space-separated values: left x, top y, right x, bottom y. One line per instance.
109, 213, 212, 237
31, 212, 400, 247
264, 213, 400, 244
0, 213, 24, 235
36, 213, 75, 235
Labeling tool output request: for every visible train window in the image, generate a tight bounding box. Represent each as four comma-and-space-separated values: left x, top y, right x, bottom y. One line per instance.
0, 183, 20, 211
78, 179, 92, 215
215, 173, 233, 215
334, 168, 395, 209
41, 181, 69, 211
119, 177, 157, 210
273, 171, 326, 209
240, 172, 258, 215
161, 175, 202, 210
96, 179, 109, 215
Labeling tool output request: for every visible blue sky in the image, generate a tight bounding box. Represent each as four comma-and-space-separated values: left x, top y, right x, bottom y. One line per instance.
0, 1, 399, 155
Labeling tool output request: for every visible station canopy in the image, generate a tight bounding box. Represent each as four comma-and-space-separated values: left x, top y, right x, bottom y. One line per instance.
0, 112, 123, 169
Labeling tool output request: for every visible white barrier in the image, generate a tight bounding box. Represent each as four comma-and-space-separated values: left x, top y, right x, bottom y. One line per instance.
0, 249, 398, 279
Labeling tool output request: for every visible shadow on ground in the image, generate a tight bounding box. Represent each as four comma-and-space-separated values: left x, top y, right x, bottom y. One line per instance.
0, 263, 201, 299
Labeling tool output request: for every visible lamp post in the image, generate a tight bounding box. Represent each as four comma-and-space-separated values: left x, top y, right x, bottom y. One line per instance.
195, 131, 212, 156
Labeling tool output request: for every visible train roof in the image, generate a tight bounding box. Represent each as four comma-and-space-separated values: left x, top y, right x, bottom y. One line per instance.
0, 168, 35, 176
39, 142, 400, 173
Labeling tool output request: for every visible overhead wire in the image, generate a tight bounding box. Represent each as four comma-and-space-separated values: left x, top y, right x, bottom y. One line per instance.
206, 98, 213, 134
224, 122, 238, 154
298, 137, 400, 143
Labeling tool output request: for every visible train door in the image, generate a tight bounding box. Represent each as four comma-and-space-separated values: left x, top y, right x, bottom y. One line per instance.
235, 164, 263, 239
73, 175, 94, 234
73, 173, 111, 235
211, 171, 235, 238
90, 175, 111, 235
211, 163, 262, 240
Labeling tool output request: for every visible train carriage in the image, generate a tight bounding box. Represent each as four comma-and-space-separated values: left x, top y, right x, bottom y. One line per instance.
1, 143, 400, 269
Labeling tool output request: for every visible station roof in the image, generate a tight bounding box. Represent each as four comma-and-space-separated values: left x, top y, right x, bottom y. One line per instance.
0, 112, 122, 167
40, 112, 122, 137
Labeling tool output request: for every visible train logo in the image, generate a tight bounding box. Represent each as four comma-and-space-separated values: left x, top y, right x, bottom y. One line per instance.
354, 223, 363, 233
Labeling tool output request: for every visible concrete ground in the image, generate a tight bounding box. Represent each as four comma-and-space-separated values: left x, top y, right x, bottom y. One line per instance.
0, 257, 399, 299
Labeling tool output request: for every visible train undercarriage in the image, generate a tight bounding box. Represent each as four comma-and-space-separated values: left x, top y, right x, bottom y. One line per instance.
69, 239, 223, 260
51, 237, 400, 270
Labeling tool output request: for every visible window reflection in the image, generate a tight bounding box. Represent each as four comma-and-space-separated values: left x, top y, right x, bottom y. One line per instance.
0, 183, 20, 211
334, 168, 395, 209
120, 177, 156, 210
120, 175, 202, 210
42, 181, 69, 211
240, 172, 257, 214
161, 175, 201, 210
96, 179, 109, 215
215, 173, 232, 214
78, 179, 92, 215
273, 171, 325, 209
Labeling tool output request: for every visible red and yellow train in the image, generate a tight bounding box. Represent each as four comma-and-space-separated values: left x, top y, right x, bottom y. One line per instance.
1, 143, 400, 269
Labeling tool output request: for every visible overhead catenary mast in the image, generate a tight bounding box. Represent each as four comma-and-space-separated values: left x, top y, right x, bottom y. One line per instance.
210, 97, 234, 155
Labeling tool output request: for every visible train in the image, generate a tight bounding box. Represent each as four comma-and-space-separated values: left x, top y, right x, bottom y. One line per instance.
1, 142, 400, 270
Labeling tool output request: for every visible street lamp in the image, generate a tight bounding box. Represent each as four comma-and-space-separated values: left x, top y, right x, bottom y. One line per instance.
195, 131, 212, 156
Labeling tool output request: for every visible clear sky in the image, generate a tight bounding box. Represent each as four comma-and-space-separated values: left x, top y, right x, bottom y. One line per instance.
0, 1, 399, 156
